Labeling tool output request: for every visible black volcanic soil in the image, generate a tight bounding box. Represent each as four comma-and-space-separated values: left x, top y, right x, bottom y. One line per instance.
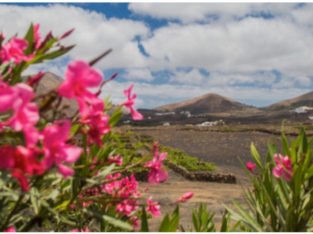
130, 126, 282, 183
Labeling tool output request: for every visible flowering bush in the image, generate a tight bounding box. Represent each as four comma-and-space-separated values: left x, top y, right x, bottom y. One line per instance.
0, 24, 170, 232
227, 129, 313, 231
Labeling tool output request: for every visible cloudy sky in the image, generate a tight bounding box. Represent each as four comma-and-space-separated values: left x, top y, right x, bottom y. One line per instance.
1, 2, 313, 108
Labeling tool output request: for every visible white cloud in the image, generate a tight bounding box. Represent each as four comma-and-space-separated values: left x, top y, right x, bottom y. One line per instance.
129, 3, 297, 23
169, 69, 206, 85
291, 4, 313, 27
207, 71, 277, 87
123, 68, 154, 81
142, 17, 313, 76
0, 4, 150, 69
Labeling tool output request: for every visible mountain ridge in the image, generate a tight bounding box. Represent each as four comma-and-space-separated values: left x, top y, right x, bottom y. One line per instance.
155, 92, 259, 115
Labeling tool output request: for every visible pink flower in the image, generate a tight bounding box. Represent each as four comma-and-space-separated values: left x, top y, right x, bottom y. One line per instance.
146, 197, 161, 217
144, 144, 168, 184
9, 100, 39, 132
4, 226, 16, 232
116, 199, 139, 216
70, 227, 90, 232
272, 154, 293, 181
0, 81, 15, 112
108, 155, 123, 166
177, 192, 194, 203
122, 84, 143, 121
27, 71, 45, 86
246, 161, 256, 173
0, 37, 34, 64
42, 120, 82, 177
102, 173, 122, 195
59, 28, 75, 40
33, 24, 41, 49
0, 145, 45, 191
104, 174, 141, 199
58, 60, 102, 102
79, 98, 110, 145
0, 82, 40, 146
130, 216, 140, 229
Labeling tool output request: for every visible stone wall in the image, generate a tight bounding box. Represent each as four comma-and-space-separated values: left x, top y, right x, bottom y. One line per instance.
165, 161, 236, 184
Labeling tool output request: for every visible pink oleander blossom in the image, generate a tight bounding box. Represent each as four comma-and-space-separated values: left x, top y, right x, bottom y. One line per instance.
130, 216, 140, 229
59, 28, 75, 40
103, 174, 141, 199
146, 197, 161, 217
116, 199, 139, 216
102, 173, 122, 195
4, 226, 16, 232
177, 192, 194, 203
34, 24, 41, 49
0, 145, 45, 191
0, 81, 15, 112
70, 227, 90, 232
122, 84, 143, 121
0, 37, 33, 64
144, 144, 168, 184
79, 98, 110, 145
42, 120, 82, 177
0, 82, 40, 146
246, 161, 256, 173
58, 60, 102, 102
27, 71, 45, 86
272, 154, 293, 181
108, 155, 123, 166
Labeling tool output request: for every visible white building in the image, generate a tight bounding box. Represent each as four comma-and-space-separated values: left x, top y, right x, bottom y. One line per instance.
197, 120, 225, 127
294, 106, 313, 114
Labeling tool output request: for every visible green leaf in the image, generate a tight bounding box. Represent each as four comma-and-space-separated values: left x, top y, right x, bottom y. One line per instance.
95, 163, 115, 178
39, 45, 75, 61
30, 188, 40, 215
55, 200, 70, 211
140, 206, 149, 232
250, 143, 262, 169
159, 214, 170, 232
226, 202, 263, 232
70, 124, 80, 138
32, 45, 75, 64
299, 128, 308, 154
109, 106, 122, 126
281, 133, 291, 156
170, 206, 180, 231
102, 214, 133, 231
159, 205, 180, 232
36, 37, 57, 55
220, 211, 230, 232
24, 23, 34, 55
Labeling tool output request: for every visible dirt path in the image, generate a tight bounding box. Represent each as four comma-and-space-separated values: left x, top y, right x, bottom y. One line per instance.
141, 170, 245, 231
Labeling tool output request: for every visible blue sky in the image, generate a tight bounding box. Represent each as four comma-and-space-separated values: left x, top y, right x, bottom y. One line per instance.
1, 3, 313, 108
